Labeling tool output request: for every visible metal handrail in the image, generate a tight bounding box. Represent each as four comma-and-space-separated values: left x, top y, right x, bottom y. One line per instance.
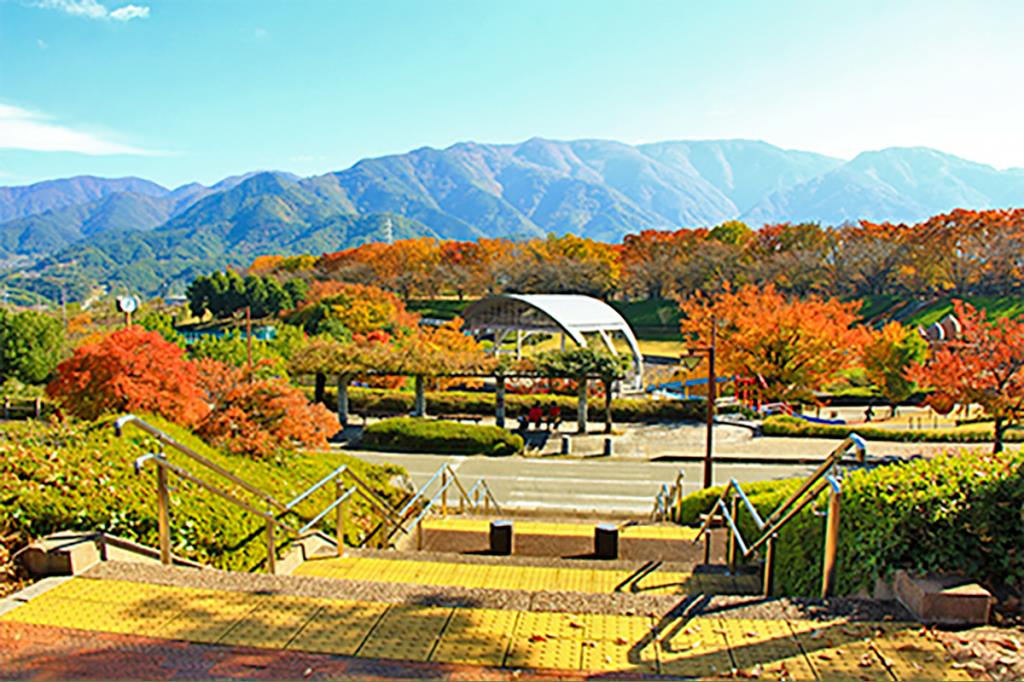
692, 434, 866, 598
122, 415, 396, 571
652, 469, 685, 521
286, 464, 348, 510
117, 414, 288, 511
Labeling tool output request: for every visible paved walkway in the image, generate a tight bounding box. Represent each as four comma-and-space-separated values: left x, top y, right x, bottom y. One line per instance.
0, 575, 973, 680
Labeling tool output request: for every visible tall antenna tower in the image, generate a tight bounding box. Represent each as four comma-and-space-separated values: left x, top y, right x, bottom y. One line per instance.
382, 216, 394, 245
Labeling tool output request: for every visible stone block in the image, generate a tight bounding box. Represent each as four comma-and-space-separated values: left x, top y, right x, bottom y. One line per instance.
893, 570, 993, 626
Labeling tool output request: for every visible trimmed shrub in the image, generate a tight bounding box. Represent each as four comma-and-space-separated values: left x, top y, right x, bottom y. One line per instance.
318, 386, 751, 423
360, 417, 524, 456
763, 414, 1024, 443
676, 448, 1024, 596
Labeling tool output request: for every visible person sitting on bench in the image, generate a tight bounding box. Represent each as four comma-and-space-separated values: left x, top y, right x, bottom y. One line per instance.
528, 404, 544, 430
547, 404, 562, 431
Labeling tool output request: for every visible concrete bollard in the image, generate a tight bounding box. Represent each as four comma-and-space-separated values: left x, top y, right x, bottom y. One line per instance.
490, 520, 513, 555
595, 523, 619, 559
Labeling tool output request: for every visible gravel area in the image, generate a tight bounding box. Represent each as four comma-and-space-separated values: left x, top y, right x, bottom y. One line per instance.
82, 561, 913, 621
341, 546, 700, 573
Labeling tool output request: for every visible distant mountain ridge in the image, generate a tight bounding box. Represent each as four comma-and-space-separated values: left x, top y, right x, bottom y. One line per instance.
3, 138, 1024, 298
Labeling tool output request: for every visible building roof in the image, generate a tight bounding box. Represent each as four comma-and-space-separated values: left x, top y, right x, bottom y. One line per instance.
462, 294, 643, 366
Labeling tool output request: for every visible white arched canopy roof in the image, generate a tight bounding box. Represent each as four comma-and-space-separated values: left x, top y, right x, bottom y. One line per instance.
462, 294, 644, 385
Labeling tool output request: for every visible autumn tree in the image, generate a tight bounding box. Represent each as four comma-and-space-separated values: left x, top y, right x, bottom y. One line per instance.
381, 320, 494, 416
194, 358, 337, 458
679, 284, 864, 402
862, 321, 929, 414
909, 300, 1024, 452
46, 326, 207, 423
290, 335, 373, 426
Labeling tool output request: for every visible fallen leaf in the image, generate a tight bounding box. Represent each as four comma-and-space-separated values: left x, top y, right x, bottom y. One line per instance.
529, 634, 546, 643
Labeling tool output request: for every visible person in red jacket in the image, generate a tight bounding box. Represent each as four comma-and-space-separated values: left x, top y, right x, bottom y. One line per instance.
528, 404, 543, 430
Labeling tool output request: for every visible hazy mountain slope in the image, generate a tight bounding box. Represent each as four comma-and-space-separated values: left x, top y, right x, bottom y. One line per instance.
0, 192, 176, 258
0, 176, 169, 223
639, 139, 843, 213
744, 147, 1024, 224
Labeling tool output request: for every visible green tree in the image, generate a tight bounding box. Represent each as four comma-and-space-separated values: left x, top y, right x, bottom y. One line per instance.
0, 309, 65, 385
137, 309, 183, 347
862, 321, 929, 415
189, 331, 288, 380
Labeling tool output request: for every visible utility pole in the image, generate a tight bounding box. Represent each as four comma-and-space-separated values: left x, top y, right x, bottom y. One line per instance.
704, 314, 717, 489
245, 306, 253, 382
680, 313, 718, 489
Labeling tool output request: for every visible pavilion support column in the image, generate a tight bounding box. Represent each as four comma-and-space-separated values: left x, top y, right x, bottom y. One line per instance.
337, 374, 351, 427
516, 330, 522, 359
495, 375, 506, 429
314, 373, 326, 405
414, 375, 426, 417
577, 377, 588, 434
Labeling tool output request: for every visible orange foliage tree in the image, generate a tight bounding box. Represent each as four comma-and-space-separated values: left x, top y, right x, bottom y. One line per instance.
194, 358, 338, 458
46, 326, 207, 423
678, 284, 865, 402
908, 300, 1024, 452
289, 281, 418, 336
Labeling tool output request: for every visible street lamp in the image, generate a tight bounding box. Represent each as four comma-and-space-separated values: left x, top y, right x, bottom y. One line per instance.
679, 314, 717, 489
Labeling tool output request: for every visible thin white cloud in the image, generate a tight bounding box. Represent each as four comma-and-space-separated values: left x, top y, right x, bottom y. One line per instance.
0, 103, 160, 156
108, 4, 148, 20
34, 0, 150, 21
37, 38, 48, 48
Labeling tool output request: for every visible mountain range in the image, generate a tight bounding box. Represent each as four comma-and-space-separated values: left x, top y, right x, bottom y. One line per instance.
3, 138, 1023, 300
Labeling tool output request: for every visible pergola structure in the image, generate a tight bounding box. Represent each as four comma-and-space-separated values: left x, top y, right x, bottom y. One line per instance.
462, 294, 644, 390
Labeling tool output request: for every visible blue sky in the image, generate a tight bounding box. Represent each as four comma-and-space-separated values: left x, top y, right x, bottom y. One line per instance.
2, 0, 1023, 188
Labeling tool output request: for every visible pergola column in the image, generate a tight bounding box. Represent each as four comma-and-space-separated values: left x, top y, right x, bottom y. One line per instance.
414, 375, 426, 417
495, 375, 506, 428
337, 374, 351, 427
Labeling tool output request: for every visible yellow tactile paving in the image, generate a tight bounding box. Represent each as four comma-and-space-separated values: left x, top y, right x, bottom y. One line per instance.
719, 617, 817, 680
1, 576, 974, 679
287, 600, 386, 655
581, 638, 660, 674
294, 555, 693, 595
789, 620, 894, 681
420, 517, 699, 541
658, 615, 735, 678
219, 595, 322, 650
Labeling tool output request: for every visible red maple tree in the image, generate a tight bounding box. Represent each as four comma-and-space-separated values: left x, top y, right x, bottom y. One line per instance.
194, 358, 338, 458
47, 326, 207, 423
909, 300, 1024, 452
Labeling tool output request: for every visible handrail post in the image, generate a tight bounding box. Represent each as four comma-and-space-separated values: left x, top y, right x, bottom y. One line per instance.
156, 464, 171, 565
727, 495, 740, 573
762, 534, 777, 597
266, 520, 276, 574
821, 480, 841, 598
335, 481, 346, 557
441, 469, 448, 517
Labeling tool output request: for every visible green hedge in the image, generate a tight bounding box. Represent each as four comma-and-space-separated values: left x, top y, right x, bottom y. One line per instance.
360, 417, 524, 456
319, 386, 752, 423
763, 414, 1023, 443
676, 448, 1024, 596
0, 416, 404, 572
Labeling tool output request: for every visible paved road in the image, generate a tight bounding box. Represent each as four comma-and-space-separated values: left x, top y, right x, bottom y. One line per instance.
349, 450, 817, 514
